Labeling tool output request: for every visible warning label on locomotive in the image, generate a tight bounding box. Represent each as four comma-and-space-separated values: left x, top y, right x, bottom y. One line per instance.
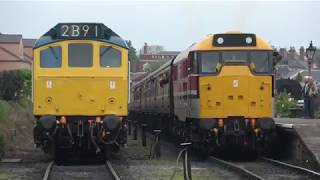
46, 80, 52, 88
233, 80, 239, 88
110, 81, 116, 89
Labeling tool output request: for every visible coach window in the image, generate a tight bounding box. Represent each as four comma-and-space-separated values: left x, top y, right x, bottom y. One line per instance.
192, 52, 198, 73
200, 52, 219, 73
40, 46, 62, 68
68, 44, 93, 67
100, 46, 121, 67
250, 51, 272, 74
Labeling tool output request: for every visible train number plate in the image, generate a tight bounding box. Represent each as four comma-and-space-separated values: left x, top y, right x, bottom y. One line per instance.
57, 23, 100, 39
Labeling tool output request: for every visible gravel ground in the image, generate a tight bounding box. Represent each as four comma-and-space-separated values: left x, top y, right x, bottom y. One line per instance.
0, 162, 48, 180
234, 160, 318, 180
112, 132, 247, 180
0, 141, 51, 180
50, 165, 113, 180
282, 159, 320, 173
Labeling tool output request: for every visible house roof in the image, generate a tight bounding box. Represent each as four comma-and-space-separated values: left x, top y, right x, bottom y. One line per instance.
288, 59, 307, 69
0, 34, 22, 44
276, 65, 291, 79
157, 51, 180, 55
23, 38, 37, 47
300, 70, 320, 82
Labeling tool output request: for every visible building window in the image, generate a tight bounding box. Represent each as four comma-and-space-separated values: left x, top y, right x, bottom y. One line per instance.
100, 46, 121, 67
40, 46, 62, 68
68, 43, 93, 67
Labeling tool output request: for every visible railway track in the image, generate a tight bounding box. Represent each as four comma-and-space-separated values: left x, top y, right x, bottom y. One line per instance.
43, 160, 120, 180
209, 156, 320, 180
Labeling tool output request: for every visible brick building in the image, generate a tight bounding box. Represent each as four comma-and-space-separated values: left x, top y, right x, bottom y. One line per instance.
0, 33, 36, 71
136, 42, 179, 72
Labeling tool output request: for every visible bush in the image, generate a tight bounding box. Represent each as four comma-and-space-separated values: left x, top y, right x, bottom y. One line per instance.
0, 133, 4, 157
0, 69, 31, 101
276, 91, 297, 117
18, 69, 32, 98
0, 100, 10, 121
314, 108, 320, 119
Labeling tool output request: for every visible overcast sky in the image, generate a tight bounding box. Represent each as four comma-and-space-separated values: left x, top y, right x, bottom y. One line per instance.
1, 1, 320, 52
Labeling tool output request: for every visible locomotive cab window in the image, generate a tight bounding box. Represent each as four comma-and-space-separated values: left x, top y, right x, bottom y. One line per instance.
100, 46, 121, 67
222, 51, 248, 63
40, 46, 62, 68
250, 51, 272, 74
199, 52, 219, 74
68, 43, 93, 67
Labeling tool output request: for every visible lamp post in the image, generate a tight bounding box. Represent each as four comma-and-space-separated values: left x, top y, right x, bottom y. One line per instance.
306, 41, 317, 77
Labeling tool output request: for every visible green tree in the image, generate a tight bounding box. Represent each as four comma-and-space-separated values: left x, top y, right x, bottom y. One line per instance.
18, 69, 32, 98
0, 70, 24, 101
0, 69, 31, 101
126, 40, 139, 72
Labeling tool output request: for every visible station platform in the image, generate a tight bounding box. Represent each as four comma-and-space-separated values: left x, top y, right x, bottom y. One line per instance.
274, 118, 320, 166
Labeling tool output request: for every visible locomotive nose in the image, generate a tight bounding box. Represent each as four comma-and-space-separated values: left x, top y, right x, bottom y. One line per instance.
102, 115, 121, 129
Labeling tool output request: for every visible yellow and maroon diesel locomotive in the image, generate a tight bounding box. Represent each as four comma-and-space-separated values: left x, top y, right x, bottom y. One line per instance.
33, 23, 129, 158
130, 32, 280, 154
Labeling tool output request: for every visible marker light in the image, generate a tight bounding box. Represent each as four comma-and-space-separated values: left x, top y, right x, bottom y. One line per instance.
250, 118, 256, 129
60, 116, 66, 125
218, 118, 224, 128
96, 117, 102, 124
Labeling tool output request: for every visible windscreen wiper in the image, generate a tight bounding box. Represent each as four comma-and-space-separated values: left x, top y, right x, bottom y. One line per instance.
100, 46, 112, 57
49, 47, 59, 60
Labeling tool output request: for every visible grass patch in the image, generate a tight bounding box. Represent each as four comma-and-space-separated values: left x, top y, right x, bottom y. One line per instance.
18, 97, 31, 109
0, 100, 10, 121
0, 172, 12, 180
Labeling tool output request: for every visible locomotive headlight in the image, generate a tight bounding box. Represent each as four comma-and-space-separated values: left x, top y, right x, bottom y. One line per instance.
217, 37, 224, 44
246, 37, 253, 44
102, 115, 121, 130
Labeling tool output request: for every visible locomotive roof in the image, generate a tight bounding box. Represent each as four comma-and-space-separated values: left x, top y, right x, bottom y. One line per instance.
133, 32, 273, 87
34, 23, 128, 49
173, 32, 272, 65
192, 32, 272, 51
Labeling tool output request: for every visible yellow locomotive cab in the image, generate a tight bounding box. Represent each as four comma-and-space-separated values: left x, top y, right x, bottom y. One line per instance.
33, 40, 128, 116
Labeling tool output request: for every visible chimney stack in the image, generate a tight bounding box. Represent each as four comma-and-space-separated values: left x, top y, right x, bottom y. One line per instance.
144, 42, 148, 54
299, 46, 305, 61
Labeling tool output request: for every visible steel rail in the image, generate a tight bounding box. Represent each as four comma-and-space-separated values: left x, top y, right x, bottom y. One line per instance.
106, 160, 121, 180
260, 157, 320, 178
43, 161, 54, 180
209, 156, 265, 180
